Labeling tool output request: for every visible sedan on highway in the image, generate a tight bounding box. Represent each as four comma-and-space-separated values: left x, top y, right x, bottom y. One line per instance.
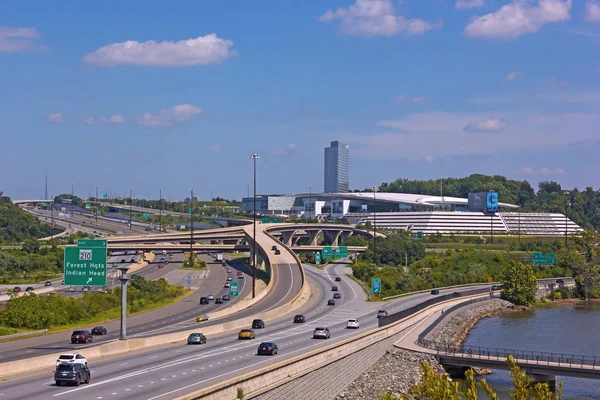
91, 326, 107, 335
227, 277, 232, 282
257, 342, 279, 356
25, 286, 34, 292
45, 281, 52, 286
223, 295, 230, 301
327, 299, 336, 306
293, 314, 306, 323
376, 310, 388, 318
431, 289, 440, 295
208, 295, 215, 301
335, 277, 341, 282
199, 297, 209, 305
54, 363, 91, 386
313, 327, 331, 339
187, 333, 207, 345
227, 269, 232, 273
346, 319, 360, 329
71, 330, 93, 344
333, 293, 341, 299
238, 329, 256, 340
224, 283, 230, 288
56, 353, 87, 367
331, 285, 338, 291
215, 297, 223, 304
252, 319, 266, 329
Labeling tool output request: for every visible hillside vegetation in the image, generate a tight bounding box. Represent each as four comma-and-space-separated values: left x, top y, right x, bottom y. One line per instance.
0, 197, 51, 242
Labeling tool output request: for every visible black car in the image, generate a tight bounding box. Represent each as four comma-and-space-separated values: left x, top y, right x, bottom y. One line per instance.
431, 289, 440, 295
187, 333, 207, 345
335, 277, 341, 282
271, 245, 278, 251
252, 319, 265, 329
257, 342, 278, 355
331, 285, 338, 291
327, 299, 336, 306
491, 284, 502, 290
71, 330, 93, 344
293, 314, 306, 323
215, 297, 223, 304
199, 297, 209, 305
556, 279, 565, 284
91, 326, 107, 335
275, 249, 281, 255
25, 287, 34, 292
45, 281, 52, 286
55, 363, 91, 386
222, 295, 230, 301
333, 293, 341, 299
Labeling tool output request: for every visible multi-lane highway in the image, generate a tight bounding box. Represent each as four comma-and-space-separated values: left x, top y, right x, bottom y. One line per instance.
0, 261, 489, 400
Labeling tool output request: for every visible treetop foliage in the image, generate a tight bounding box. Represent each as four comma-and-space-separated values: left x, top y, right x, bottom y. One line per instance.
0, 197, 51, 242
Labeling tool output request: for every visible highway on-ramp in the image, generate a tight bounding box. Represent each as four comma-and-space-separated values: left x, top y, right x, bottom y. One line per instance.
0, 261, 490, 400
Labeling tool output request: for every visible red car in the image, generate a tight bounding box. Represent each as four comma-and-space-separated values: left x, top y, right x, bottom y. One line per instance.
71, 330, 93, 344
237, 271, 243, 276
158, 264, 164, 268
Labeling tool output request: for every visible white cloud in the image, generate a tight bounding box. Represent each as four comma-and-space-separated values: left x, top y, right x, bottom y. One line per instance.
464, 117, 509, 132
319, 0, 442, 37
83, 33, 237, 67
391, 95, 407, 103
84, 115, 125, 125
137, 104, 203, 128
0, 26, 45, 53
464, 0, 572, 39
47, 113, 62, 123
272, 143, 297, 156
504, 72, 520, 82
208, 144, 221, 152
412, 96, 429, 104
406, 155, 435, 163
585, 1, 600, 22
345, 111, 599, 160
518, 166, 567, 176
456, 0, 485, 10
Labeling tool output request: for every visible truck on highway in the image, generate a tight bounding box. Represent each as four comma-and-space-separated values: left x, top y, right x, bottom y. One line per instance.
216, 253, 223, 262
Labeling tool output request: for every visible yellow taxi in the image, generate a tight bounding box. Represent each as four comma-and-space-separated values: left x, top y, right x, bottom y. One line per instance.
238, 329, 256, 340
196, 316, 205, 322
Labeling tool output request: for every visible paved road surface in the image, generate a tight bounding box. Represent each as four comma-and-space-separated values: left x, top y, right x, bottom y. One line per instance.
0, 262, 489, 400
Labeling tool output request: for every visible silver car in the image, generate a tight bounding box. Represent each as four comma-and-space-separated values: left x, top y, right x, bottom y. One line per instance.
313, 327, 330, 339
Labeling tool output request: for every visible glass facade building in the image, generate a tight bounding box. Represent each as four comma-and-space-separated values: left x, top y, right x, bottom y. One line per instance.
324, 141, 349, 193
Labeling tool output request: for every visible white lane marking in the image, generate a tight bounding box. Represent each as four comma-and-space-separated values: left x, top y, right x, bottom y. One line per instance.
111, 393, 117, 396
149, 356, 158, 359
263, 263, 293, 311
119, 363, 128, 366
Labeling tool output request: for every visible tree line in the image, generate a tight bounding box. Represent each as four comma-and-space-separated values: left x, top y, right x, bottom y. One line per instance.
0, 197, 51, 242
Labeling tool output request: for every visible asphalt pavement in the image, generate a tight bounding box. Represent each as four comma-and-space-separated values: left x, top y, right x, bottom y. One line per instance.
0, 262, 489, 400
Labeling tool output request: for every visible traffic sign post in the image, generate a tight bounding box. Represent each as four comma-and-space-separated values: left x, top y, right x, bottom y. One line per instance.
532, 252, 546, 265
334, 247, 342, 259
229, 282, 239, 296
371, 278, 382, 293
339, 246, 348, 258
64, 244, 107, 286
547, 253, 557, 265
415, 232, 423, 240
322, 246, 333, 260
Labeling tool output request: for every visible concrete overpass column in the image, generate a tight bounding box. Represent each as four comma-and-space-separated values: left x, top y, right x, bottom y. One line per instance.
281, 230, 296, 245
340, 231, 352, 244
307, 230, 321, 246
324, 230, 342, 246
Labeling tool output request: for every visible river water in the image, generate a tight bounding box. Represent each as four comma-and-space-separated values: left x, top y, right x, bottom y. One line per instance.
463, 303, 600, 399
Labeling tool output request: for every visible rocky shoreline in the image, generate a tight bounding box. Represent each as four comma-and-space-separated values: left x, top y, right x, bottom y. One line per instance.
335, 299, 516, 399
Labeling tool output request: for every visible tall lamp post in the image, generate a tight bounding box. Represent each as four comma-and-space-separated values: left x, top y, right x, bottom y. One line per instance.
159, 189, 163, 233
564, 190, 570, 250
307, 187, 312, 222
372, 186, 377, 264
95, 185, 99, 223
129, 188, 133, 230
251, 154, 260, 299
190, 189, 195, 259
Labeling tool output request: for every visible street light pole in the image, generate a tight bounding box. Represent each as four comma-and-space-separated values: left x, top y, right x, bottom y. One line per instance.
129, 188, 133, 231
251, 154, 260, 299
308, 187, 312, 222
372, 186, 377, 264
159, 189, 163, 233
190, 189, 195, 260
117, 265, 130, 340
95, 185, 98, 223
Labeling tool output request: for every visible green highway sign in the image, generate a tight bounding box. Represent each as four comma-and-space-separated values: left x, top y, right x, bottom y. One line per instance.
189, 208, 193, 213
229, 282, 239, 296
142, 212, 149, 219
334, 247, 342, 258
77, 239, 107, 248
416, 232, 423, 240
322, 246, 333, 260
271, 218, 280, 223
532, 252, 546, 265
371, 278, 382, 293
261, 217, 270, 223
64, 245, 107, 286
339, 246, 348, 258
547, 253, 557, 265
315, 252, 321, 264
85, 203, 91, 209
103, 193, 108, 199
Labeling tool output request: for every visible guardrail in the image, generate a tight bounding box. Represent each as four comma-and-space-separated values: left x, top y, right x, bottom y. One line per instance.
418, 339, 600, 369
378, 288, 492, 327
0, 329, 47, 340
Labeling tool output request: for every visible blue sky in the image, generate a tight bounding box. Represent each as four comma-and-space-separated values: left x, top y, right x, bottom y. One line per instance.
1, 0, 599, 201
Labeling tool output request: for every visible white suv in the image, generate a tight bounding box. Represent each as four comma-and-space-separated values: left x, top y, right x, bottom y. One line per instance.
56, 353, 88, 367
346, 319, 360, 329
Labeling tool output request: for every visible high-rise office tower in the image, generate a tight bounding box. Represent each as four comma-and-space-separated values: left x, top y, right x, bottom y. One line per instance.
324, 141, 349, 193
